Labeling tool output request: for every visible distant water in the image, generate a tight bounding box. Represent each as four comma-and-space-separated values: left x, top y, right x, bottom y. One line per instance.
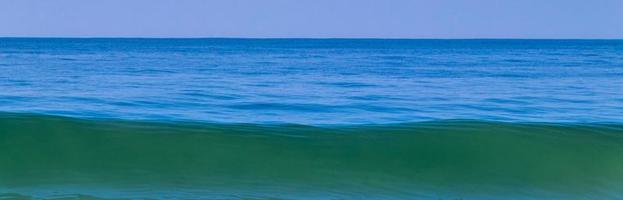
1, 38, 622, 124
1, 39, 623, 199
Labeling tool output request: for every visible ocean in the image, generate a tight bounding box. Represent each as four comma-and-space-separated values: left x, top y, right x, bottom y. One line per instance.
1, 38, 622, 199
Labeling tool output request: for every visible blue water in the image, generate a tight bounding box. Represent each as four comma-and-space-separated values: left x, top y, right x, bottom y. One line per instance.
1, 39, 622, 124
2, 39, 623, 199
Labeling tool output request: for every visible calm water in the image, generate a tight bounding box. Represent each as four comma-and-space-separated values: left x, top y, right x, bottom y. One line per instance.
1, 39, 622, 124
1, 39, 623, 199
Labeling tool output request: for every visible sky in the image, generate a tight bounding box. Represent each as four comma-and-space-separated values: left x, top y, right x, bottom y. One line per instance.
0, 0, 621, 39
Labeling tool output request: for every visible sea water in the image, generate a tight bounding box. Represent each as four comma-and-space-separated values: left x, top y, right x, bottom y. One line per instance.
1, 39, 622, 199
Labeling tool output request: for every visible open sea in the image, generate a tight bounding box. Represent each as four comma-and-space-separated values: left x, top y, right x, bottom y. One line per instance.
1, 38, 622, 199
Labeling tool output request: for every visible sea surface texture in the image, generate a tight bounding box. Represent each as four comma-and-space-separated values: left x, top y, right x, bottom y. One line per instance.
1, 39, 622, 199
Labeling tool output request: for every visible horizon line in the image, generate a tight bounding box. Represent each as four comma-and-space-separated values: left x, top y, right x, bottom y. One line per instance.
0, 36, 622, 40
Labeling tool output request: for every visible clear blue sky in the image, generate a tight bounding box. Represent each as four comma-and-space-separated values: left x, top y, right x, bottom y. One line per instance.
0, 0, 621, 38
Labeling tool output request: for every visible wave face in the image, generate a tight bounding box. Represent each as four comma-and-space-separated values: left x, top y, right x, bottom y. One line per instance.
1, 114, 623, 199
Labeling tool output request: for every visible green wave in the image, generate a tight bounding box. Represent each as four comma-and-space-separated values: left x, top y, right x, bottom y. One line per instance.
1, 113, 623, 199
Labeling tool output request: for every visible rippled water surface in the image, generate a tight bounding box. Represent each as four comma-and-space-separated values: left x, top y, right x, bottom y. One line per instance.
1, 39, 622, 124
2, 39, 623, 199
